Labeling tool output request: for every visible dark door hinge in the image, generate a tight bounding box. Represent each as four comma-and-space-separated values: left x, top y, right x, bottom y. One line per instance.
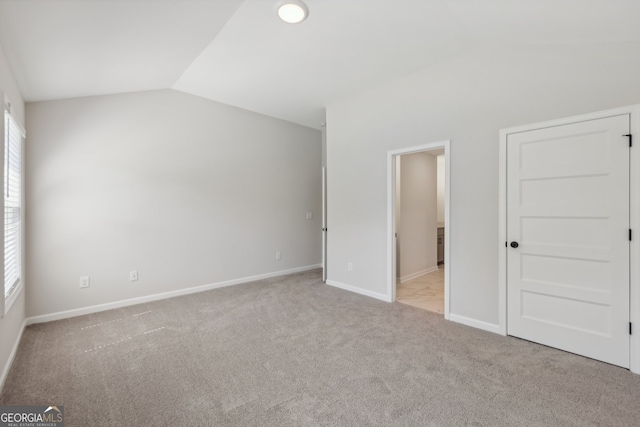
630, 322, 633, 335
630, 229, 632, 241
625, 134, 632, 147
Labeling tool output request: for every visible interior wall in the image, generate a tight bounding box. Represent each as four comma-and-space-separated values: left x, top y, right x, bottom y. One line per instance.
437, 155, 445, 226
0, 41, 25, 387
26, 89, 322, 317
398, 152, 437, 281
326, 42, 640, 326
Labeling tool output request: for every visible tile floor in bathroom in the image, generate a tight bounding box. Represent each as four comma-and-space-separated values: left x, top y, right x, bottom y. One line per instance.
396, 265, 444, 314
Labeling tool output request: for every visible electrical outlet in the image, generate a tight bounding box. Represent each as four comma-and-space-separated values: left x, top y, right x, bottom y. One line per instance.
79, 276, 90, 288
347, 262, 353, 272
276, 252, 282, 260
129, 270, 138, 282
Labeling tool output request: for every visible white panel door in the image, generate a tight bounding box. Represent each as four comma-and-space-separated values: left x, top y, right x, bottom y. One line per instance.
507, 114, 630, 368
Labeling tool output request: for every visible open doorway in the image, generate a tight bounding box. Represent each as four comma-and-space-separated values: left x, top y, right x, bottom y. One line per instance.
387, 141, 450, 319
395, 150, 445, 313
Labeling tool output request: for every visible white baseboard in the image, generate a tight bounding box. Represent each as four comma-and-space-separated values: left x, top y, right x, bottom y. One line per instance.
448, 313, 502, 335
326, 280, 391, 302
0, 318, 27, 393
400, 266, 439, 284
26, 264, 322, 326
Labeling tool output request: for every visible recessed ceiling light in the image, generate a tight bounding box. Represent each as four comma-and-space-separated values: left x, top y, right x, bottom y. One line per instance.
277, 0, 309, 24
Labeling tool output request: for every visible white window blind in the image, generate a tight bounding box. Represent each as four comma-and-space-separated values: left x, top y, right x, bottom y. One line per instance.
4, 107, 22, 299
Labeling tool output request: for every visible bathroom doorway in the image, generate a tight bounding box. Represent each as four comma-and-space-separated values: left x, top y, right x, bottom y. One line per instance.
387, 141, 450, 318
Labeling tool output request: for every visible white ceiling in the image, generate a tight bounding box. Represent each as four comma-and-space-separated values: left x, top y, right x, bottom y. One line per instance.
1, 0, 639, 130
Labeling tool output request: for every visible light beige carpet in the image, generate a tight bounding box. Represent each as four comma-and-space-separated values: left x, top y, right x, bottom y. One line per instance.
2, 269, 640, 426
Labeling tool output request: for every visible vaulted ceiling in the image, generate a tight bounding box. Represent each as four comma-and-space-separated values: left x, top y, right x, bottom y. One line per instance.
0, 0, 639, 129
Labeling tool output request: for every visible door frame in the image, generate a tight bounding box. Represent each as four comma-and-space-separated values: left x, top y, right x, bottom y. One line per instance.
498, 104, 640, 374
322, 166, 327, 281
387, 140, 451, 318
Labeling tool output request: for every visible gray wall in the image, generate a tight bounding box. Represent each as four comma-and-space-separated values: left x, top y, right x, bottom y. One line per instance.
26, 89, 322, 317
0, 42, 25, 387
326, 42, 640, 327
398, 152, 438, 281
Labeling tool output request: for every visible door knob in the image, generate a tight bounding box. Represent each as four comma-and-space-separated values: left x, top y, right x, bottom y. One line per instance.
510, 241, 519, 248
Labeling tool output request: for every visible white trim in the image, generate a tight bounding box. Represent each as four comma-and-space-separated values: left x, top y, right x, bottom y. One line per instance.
26, 264, 321, 325
322, 166, 327, 282
498, 126, 508, 336
0, 318, 27, 393
387, 140, 451, 319
399, 266, 439, 283
448, 314, 501, 335
498, 104, 640, 374
326, 279, 391, 302
630, 106, 640, 374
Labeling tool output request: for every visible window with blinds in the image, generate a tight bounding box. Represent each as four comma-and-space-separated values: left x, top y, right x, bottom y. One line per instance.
4, 107, 22, 300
